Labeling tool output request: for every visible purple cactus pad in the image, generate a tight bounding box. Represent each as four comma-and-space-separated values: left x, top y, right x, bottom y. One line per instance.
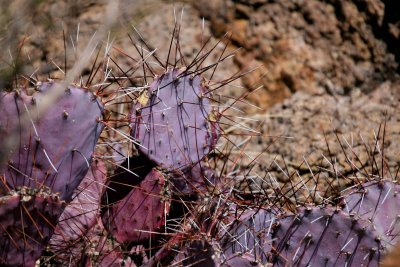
0, 187, 64, 266
270, 206, 382, 266
343, 180, 400, 251
130, 68, 219, 171
49, 160, 107, 257
220, 207, 276, 263
104, 168, 170, 244
0, 82, 104, 201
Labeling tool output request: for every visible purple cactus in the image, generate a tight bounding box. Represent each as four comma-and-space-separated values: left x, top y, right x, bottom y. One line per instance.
0, 187, 64, 266
103, 168, 170, 244
220, 207, 276, 263
130, 68, 219, 172
0, 82, 104, 201
86, 250, 136, 267
172, 239, 261, 267
84, 224, 136, 267
172, 239, 221, 267
171, 162, 218, 196
270, 206, 382, 266
49, 159, 107, 260
343, 180, 400, 251
223, 253, 262, 267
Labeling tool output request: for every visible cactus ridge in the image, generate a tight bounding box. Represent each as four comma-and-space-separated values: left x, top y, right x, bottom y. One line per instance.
0, 82, 104, 201
130, 68, 219, 172
0, 186, 64, 266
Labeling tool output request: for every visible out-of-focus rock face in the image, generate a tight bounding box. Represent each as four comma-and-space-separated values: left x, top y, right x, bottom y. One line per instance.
2, 0, 399, 110
236, 81, 400, 204
195, 0, 399, 109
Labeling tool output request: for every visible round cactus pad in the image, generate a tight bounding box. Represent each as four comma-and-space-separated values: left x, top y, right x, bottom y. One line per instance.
131, 68, 218, 171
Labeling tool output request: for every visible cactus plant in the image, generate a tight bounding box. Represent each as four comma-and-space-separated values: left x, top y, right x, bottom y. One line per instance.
84, 221, 136, 267
220, 206, 277, 263
130, 68, 219, 172
3, 6, 397, 266
103, 168, 170, 244
0, 81, 104, 201
172, 238, 263, 267
223, 252, 262, 267
49, 159, 107, 260
270, 206, 382, 266
175, 239, 221, 267
171, 162, 218, 196
0, 187, 64, 266
343, 180, 400, 251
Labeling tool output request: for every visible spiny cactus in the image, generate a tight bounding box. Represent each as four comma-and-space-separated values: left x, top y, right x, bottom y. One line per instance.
220, 206, 277, 263
171, 162, 218, 196
270, 206, 382, 266
103, 168, 170, 244
0, 81, 104, 201
343, 180, 400, 251
172, 238, 263, 267
130, 68, 219, 172
3, 5, 398, 266
49, 159, 107, 260
223, 252, 262, 267
84, 224, 136, 267
174, 239, 221, 267
86, 250, 136, 267
0, 187, 64, 266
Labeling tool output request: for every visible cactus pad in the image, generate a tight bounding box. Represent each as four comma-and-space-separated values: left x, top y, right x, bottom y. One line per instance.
270, 206, 382, 266
220, 207, 276, 263
104, 168, 170, 243
171, 162, 218, 196
130, 68, 219, 171
0, 81, 104, 201
173, 239, 221, 267
223, 253, 262, 267
0, 187, 64, 266
343, 180, 400, 250
49, 160, 107, 257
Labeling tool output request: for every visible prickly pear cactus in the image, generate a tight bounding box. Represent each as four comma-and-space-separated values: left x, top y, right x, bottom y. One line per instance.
130, 68, 219, 172
86, 250, 136, 267
172, 239, 221, 267
0, 81, 104, 201
223, 253, 262, 267
0, 187, 64, 266
343, 180, 400, 250
84, 221, 136, 267
270, 206, 382, 266
49, 159, 107, 259
103, 168, 170, 243
220, 207, 276, 263
172, 239, 260, 267
171, 162, 218, 196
